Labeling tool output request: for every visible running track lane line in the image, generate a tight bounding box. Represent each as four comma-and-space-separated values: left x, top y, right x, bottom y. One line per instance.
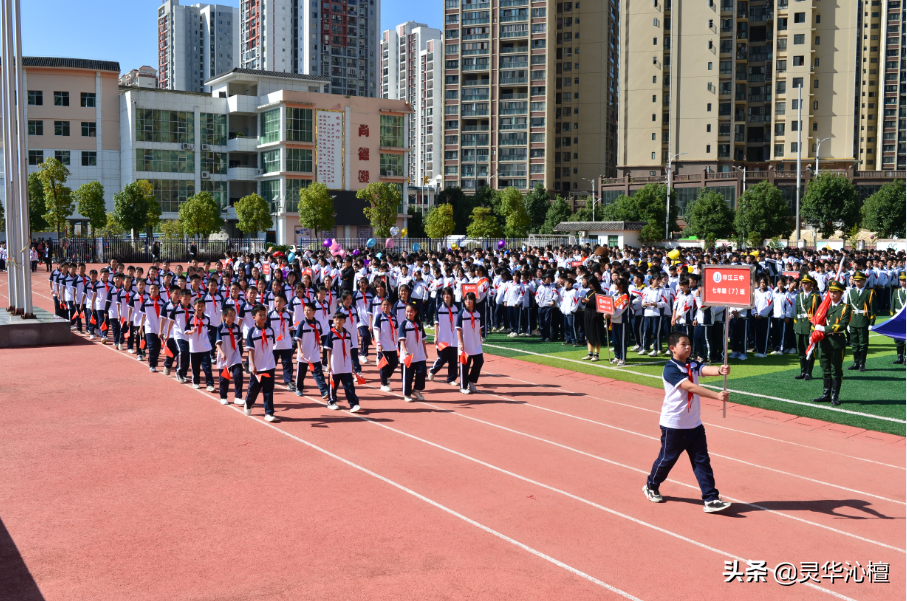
4, 285, 904, 502
288, 392, 860, 601
354, 383, 904, 553
492, 371, 906, 471
471, 385, 907, 507
10, 290, 866, 601
69, 327, 644, 601
482, 342, 907, 424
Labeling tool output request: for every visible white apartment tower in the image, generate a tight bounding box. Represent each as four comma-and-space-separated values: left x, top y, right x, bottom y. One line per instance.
382, 22, 442, 187
239, 0, 381, 98
158, 0, 240, 93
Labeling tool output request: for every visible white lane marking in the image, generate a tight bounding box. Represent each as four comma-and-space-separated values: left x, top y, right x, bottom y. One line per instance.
492, 371, 906, 471
483, 343, 907, 424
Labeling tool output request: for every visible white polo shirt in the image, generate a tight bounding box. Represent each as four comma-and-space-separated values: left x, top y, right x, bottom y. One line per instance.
660, 359, 706, 429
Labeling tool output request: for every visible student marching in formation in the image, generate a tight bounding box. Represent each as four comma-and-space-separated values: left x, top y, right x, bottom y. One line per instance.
399, 303, 428, 403
374, 297, 401, 393
429, 287, 460, 386
457, 292, 485, 395
324, 311, 361, 412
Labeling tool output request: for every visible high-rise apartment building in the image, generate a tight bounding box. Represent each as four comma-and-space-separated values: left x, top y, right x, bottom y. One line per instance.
120, 66, 160, 89
239, 0, 381, 97
158, 0, 239, 93
441, 0, 619, 194
617, 0, 905, 174
382, 22, 443, 187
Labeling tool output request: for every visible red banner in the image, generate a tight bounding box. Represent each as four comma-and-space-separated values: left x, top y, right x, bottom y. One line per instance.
571, 261, 584, 267
595, 294, 614, 315
461, 283, 478, 297
701, 265, 754, 308
782, 271, 800, 279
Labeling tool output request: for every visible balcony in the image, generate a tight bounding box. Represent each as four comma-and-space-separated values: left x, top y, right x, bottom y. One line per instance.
500, 0, 528, 5
500, 30, 529, 38
747, 114, 768, 122
500, 76, 528, 84
463, 18, 491, 25
461, 135, 490, 145
748, 73, 766, 82
748, 94, 767, 102
227, 136, 259, 152
228, 166, 262, 180
500, 46, 529, 53
463, 49, 489, 56
501, 14, 529, 22
500, 60, 528, 69
226, 95, 258, 114
462, 93, 490, 101
463, 63, 491, 71
461, 108, 489, 116
462, 79, 490, 86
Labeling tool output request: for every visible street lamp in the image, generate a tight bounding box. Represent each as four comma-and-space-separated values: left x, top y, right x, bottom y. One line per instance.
795, 83, 803, 244
815, 136, 831, 178
582, 177, 597, 221
666, 152, 686, 240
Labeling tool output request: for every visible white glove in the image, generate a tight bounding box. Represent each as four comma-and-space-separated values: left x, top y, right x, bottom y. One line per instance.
814, 324, 825, 332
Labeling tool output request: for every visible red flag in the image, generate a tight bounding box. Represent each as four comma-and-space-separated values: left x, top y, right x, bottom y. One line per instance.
403, 354, 413, 368
79, 311, 85, 319
806, 258, 845, 359
221, 367, 231, 380
355, 373, 366, 385
437, 341, 449, 351
308, 362, 315, 371
459, 352, 469, 365
100, 320, 108, 332
90, 314, 97, 325
258, 372, 271, 378
60, 301, 67, 310
377, 355, 388, 369
123, 328, 131, 340
140, 337, 147, 350
165, 346, 175, 358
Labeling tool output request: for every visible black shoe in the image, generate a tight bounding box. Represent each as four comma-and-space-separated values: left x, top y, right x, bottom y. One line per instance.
858, 363, 866, 372
803, 373, 813, 381
893, 355, 904, 365
794, 359, 806, 379
812, 379, 832, 403
794, 372, 806, 379
286, 382, 296, 392
846, 363, 859, 371
830, 378, 842, 406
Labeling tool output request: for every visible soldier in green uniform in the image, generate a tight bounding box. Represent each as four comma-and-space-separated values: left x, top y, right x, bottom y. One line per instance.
794, 274, 821, 381
813, 280, 852, 407
893, 273, 906, 365
846, 271, 876, 372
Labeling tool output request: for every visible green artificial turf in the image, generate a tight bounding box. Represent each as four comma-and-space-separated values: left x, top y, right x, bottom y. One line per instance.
428, 318, 906, 437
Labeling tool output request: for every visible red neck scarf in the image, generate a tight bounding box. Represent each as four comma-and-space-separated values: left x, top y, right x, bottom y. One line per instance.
384, 313, 396, 340
685, 363, 694, 412
259, 327, 269, 350
331, 327, 347, 359
152, 296, 161, 317
227, 326, 237, 351
194, 314, 204, 336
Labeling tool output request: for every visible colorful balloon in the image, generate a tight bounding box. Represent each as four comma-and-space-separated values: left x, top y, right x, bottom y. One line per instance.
366, 238, 376, 248
376, 253, 382, 259
352, 249, 360, 256
412, 242, 421, 252
451, 242, 459, 250
401, 228, 408, 237
385, 238, 396, 249
497, 239, 505, 249
390, 226, 400, 236
323, 238, 332, 248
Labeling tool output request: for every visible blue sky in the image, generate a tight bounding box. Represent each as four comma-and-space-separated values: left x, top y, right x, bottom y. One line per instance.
23, 0, 441, 74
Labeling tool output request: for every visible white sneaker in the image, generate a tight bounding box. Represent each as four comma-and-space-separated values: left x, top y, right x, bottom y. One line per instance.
643, 485, 664, 503
327, 402, 339, 410
427, 372, 435, 381
115, 344, 121, 351
176, 375, 186, 384
468, 383, 478, 394
631, 345, 640, 351
233, 398, 244, 405
460, 387, 472, 395
88, 335, 95, 341
786, 348, 797, 354
507, 332, 517, 338
609, 358, 617, 364
192, 383, 200, 389
219, 398, 229, 405
637, 349, 647, 355
520, 333, 530, 337
149, 367, 158, 373
350, 405, 361, 413
648, 350, 658, 357
663, 350, 672, 356
404, 396, 414, 402
449, 380, 460, 387
360, 357, 368, 365
755, 353, 767, 358
164, 368, 171, 376
244, 407, 252, 416
769, 350, 781, 356
412, 391, 424, 401
617, 360, 626, 367
264, 414, 277, 422
128, 349, 136, 354
704, 499, 732, 513
380, 385, 392, 392
737, 354, 747, 361
206, 385, 216, 392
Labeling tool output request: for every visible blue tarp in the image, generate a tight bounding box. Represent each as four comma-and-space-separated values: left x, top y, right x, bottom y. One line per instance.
870, 308, 907, 342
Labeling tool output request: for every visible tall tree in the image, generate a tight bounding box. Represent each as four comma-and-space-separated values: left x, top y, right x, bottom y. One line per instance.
524, 182, 551, 233
73, 181, 107, 235
235, 193, 273, 237
437, 186, 473, 234
540, 195, 573, 234
98, 212, 125, 237
861, 180, 906, 239
733, 180, 792, 245
424, 202, 456, 239
801, 173, 860, 238
298, 182, 335, 241
113, 180, 161, 239
686, 188, 734, 244
179, 191, 224, 239
499, 186, 531, 237
37, 158, 73, 239
406, 205, 426, 238
27, 172, 49, 233
466, 206, 504, 238
357, 181, 401, 238
598, 183, 679, 242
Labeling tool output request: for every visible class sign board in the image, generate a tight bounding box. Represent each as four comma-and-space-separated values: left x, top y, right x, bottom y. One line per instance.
461, 283, 479, 297
700, 265, 756, 308
595, 294, 614, 315
782, 271, 801, 279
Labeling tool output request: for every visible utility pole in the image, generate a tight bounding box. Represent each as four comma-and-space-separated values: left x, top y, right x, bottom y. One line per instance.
815, 136, 831, 178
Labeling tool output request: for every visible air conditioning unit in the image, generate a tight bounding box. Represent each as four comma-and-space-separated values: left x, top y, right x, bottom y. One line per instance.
201, 171, 211, 179
201, 144, 211, 151
181, 143, 194, 150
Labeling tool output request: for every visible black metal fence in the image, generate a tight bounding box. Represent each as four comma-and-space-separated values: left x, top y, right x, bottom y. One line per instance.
45, 237, 268, 264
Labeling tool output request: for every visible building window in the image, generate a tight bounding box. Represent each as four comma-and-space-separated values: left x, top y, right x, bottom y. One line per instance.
286, 148, 313, 172
28, 150, 44, 165
150, 179, 196, 213
652, 152, 656, 159
707, 103, 712, 111
200, 113, 227, 145
380, 115, 404, 147
27, 90, 42, 105
286, 107, 313, 142
135, 149, 195, 173
137, 109, 194, 144
81, 151, 97, 167
794, 12, 805, 22
201, 152, 227, 175
80, 92, 96, 108
792, 56, 804, 66
27, 120, 43, 135
706, 144, 711, 153
774, 144, 784, 157
794, 34, 805, 44
380, 152, 404, 177
285, 179, 312, 209
54, 150, 70, 165
261, 149, 281, 174
54, 120, 70, 136
790, 142, 798, 152
259, 179, 280, 203
202, 181, 228, 209
259, 109, 281, 144
54, 91, 69, 106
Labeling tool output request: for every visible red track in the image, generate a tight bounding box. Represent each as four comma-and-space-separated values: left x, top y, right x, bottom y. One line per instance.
0, 269, 903, 600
